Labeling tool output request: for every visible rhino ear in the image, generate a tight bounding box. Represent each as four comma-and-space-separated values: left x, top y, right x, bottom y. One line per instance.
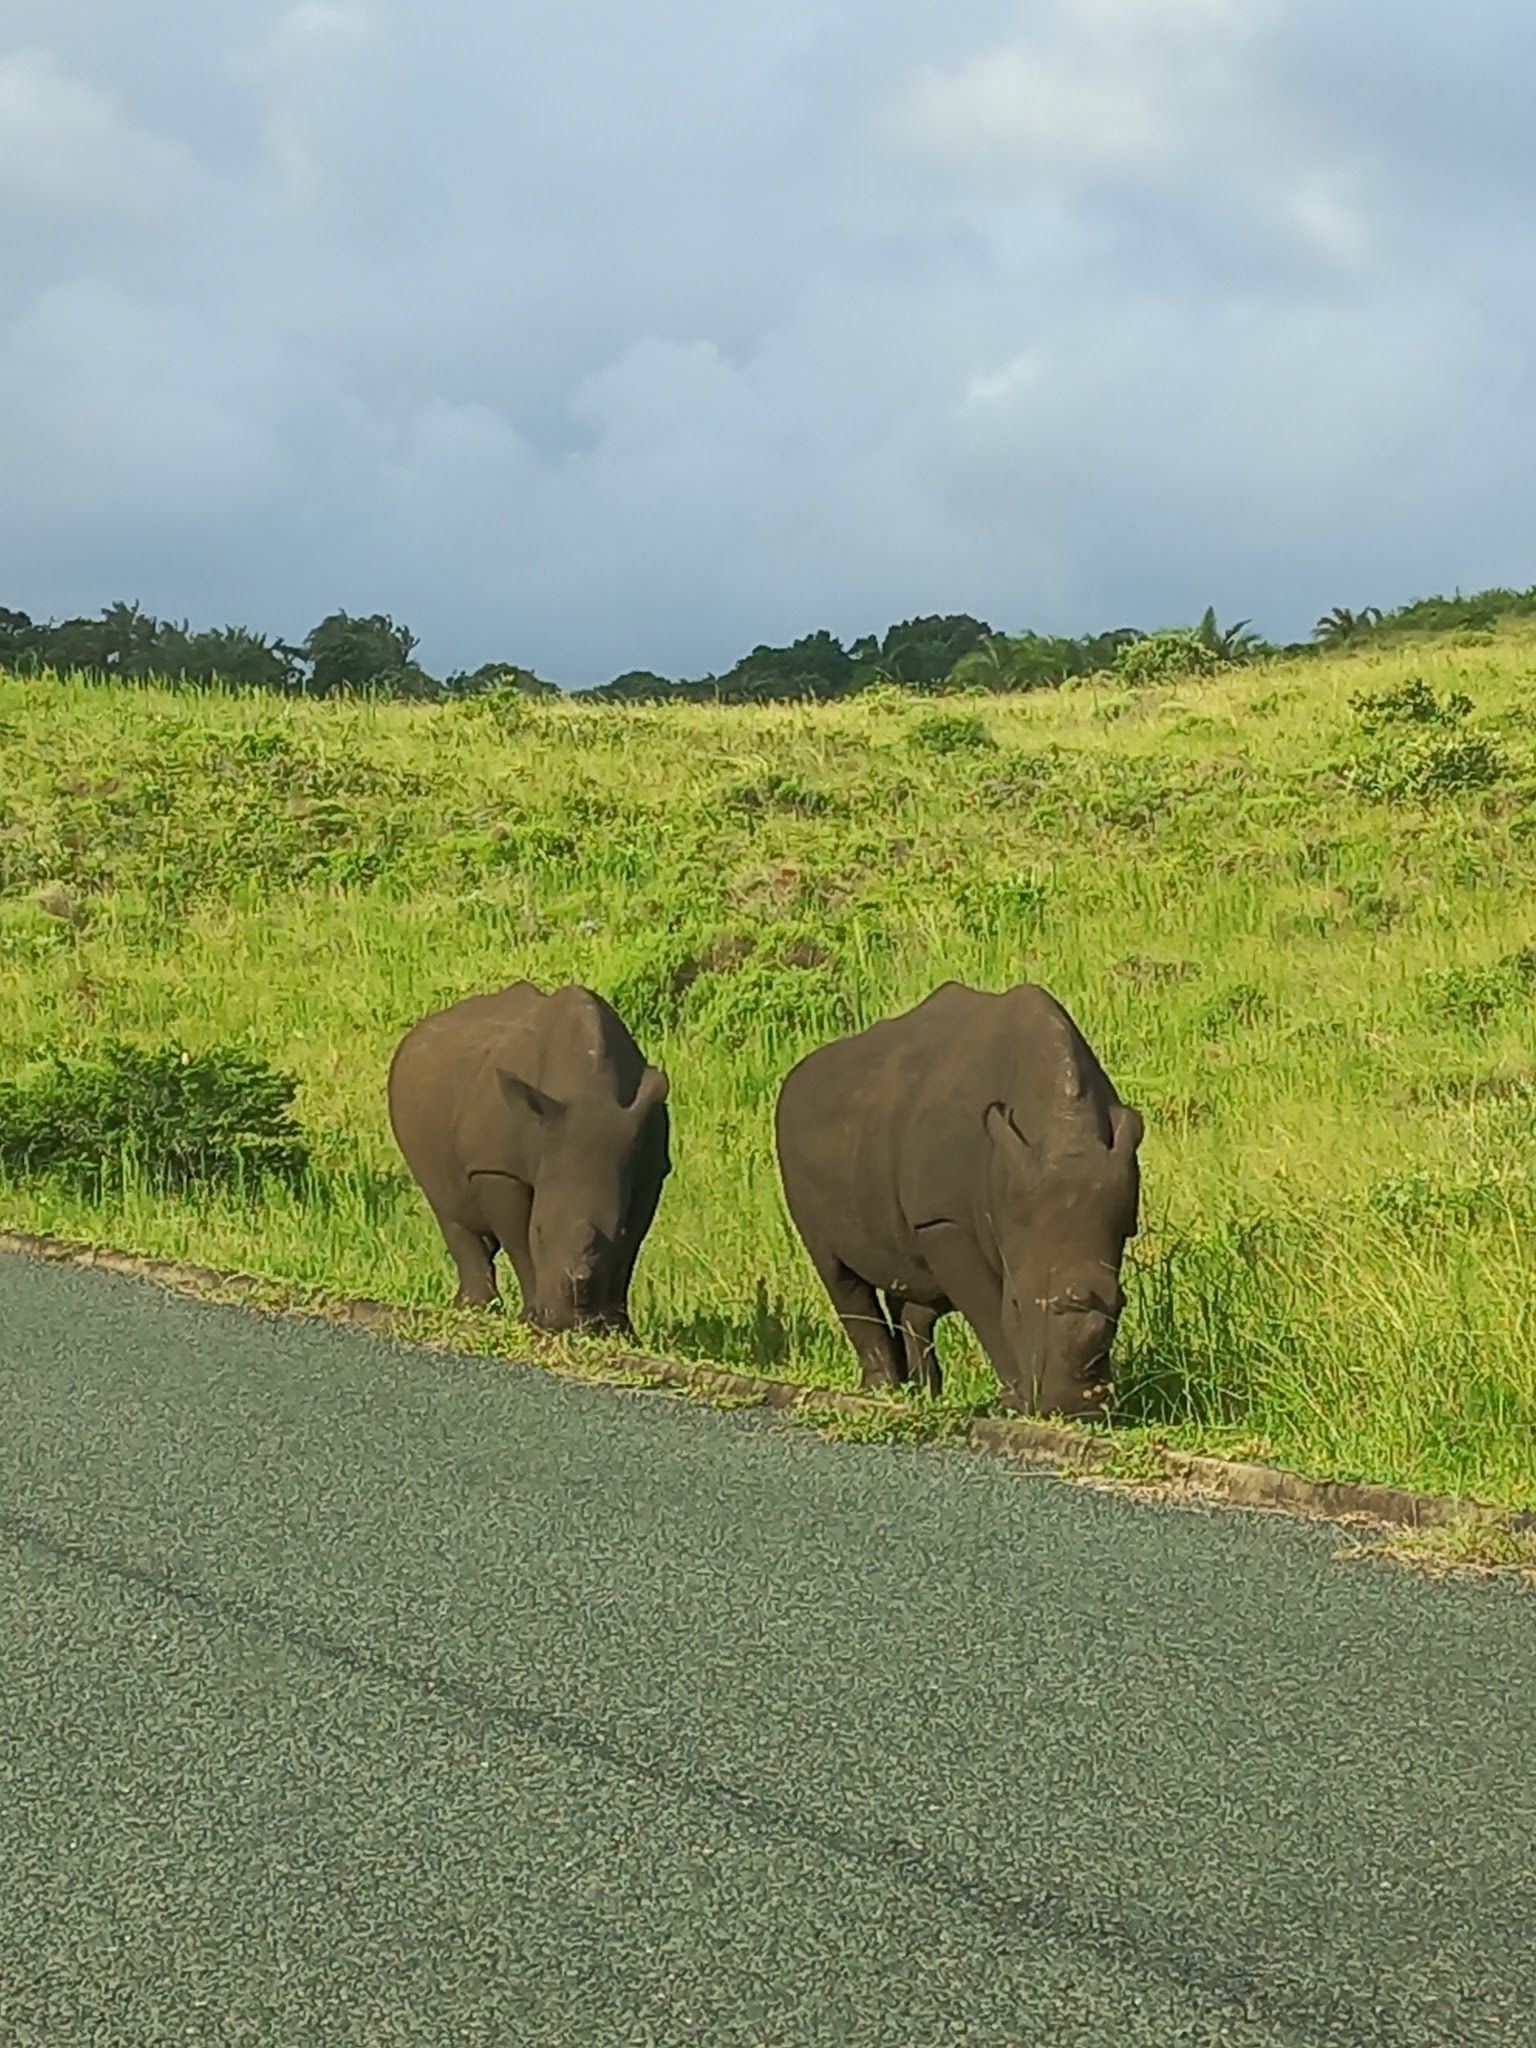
1110, 1102, 1144, 1155
497, 1070, 567, 1125
632, 1065, 670, 1119
984, 1100, 1031, 1169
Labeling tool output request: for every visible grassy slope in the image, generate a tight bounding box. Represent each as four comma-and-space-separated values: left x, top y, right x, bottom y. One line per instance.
3, 635, 1536, 1507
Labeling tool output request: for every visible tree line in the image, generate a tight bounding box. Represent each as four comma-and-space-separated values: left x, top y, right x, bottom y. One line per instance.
2, 583, 1532, 704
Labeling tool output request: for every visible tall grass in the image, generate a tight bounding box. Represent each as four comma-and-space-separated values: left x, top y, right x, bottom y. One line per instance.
3, 636, 1535, 1505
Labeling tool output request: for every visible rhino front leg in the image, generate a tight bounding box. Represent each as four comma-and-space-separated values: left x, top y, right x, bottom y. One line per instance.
896, 1299, 943, 1400
913, 1224, 1015, 1405
810, 1253, 904, 1392
436, 1214, 498, 1307
468, 1173, 537, 1321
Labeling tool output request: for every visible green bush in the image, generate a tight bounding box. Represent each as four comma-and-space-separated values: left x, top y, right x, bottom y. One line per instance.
953, 874, 1050, 934
1421, 948, 1536, 1027
1339, 678, 1509, 801
0, 1042, 310, 1195
910, 710, 996, 754
1114, 631, 1222, 688
1197, 981, 1271, 1037
1350, 676, 1472, 731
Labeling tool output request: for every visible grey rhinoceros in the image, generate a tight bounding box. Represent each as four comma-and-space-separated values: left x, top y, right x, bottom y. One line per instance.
388, 981, 670, 1335
775, 981, 1143, 1417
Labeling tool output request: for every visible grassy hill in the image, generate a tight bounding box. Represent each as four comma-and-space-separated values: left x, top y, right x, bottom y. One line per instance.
3, 628, 1536, 1507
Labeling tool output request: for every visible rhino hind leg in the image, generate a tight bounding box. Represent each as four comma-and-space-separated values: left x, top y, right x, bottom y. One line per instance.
896, 1300, 943, 1400
807, 1250, 904, 1392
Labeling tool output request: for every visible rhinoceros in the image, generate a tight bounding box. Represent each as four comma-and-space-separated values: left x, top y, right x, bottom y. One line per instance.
775, 981, 1143, 1417
388, 981, 671, 1334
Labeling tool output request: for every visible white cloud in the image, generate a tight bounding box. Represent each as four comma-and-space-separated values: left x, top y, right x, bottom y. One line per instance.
904, 44, 1167, 167
1285, 184, 1371, 271
0, 47, 195, 212
232, 0, 374, 75
963, 350, 1046, 410
895, 0, 1267, 179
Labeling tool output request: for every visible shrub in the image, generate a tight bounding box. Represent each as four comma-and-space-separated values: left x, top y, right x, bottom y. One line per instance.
910, 710, 996, 754
1350, 676, 1472, 731
1355, 727, 1503, 802
723, 773, 841, 817
1339, 678, 1509, 801
0, 1042, 310, 1195
1114, 631, 1222, 688
1421, 948, 1536, 1028
461, 678, 540, 730
953, 874, 1050, 933
1197, 981, 1271, 1037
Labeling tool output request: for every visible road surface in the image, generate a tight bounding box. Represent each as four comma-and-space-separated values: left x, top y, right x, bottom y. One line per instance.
2, 1251, 1533, 2046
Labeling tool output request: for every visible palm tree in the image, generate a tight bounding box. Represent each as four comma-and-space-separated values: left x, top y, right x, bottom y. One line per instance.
946, 635, 1019, 691
99, 598, 160, 674
1195, 606, 1262, 660
1313, 605, 1382, 647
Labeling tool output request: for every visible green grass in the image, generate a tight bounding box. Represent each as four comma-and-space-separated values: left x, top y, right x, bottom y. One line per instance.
3, 631, 1536, 1508
1332, 1518, 1536, 1582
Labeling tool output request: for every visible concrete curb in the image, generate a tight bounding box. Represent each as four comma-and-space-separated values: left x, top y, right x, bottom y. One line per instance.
4, 1225, 1532, 1540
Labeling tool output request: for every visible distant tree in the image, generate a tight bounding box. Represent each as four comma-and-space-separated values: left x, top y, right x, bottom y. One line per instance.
301, 611, 429, 695
98, 599, 164, 675
175, 625, 304, 692
0, 606, 36, 670
581, 669, 677, 702
1080, 626, 1144, 668
1373, 585, 1536, 637
854, 613, 993, 688
1314, 605, 1382, 648
34, 611, 106, 673
1194, 606, 1263, 661
444, 660, 558, 698
947, 635, 1021, 691
947, 627, 1133, 693
717, 629, 854, 701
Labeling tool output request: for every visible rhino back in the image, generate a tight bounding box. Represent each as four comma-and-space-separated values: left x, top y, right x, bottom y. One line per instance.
776, 984, 992, 1267
387, 982, 547, 1199
779, 983, 1120, 1257
389, 981, 658, 1201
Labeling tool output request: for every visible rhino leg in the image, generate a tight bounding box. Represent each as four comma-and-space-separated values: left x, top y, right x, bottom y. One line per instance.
912, 1224, 1014, 1403
467, 1173, 537, 1321
808, 1252, 904, 1392
436, 1213, 498, 1308
896, 1300, 943, 1400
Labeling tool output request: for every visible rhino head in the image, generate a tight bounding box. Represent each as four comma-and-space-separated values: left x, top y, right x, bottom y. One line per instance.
498, 1063, 671, 1336
983, 1092, 1143, 1419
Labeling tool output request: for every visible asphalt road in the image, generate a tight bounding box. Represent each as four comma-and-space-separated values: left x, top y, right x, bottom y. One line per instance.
3, 1254, 1534, 2048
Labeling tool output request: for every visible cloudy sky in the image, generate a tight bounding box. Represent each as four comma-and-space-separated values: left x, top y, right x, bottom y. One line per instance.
3, 0, 1533, 686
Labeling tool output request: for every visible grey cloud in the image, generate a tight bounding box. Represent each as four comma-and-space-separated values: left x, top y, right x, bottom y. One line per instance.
1, 0, 1532, 686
